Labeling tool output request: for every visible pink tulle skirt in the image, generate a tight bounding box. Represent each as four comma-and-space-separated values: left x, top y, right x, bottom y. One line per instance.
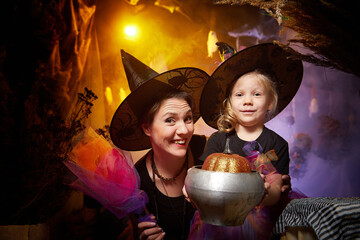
63, 127, 149, 219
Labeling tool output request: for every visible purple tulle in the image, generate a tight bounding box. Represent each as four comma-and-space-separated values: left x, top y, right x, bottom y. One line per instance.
242, 141, 263, 156
188, 189, 308, 239
188, 208, 274, 240
64, 148, 149, 219
242, 141, 279, 175
243, 141, 263, 171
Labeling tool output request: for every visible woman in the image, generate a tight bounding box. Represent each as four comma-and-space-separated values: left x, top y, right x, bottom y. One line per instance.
110, 50, 209, 239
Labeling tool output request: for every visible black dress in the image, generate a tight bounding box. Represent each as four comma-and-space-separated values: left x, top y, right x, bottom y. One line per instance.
134, 134, 206, 240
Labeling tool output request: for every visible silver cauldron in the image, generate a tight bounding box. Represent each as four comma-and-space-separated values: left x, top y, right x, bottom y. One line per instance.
185, 166, 264, 226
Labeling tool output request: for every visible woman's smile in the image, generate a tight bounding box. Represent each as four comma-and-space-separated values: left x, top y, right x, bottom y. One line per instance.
172, 139, 187, 145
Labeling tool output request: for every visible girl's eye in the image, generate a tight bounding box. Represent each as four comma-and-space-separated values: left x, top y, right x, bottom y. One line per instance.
235, 93, 243, 97
254, 92, 262, 96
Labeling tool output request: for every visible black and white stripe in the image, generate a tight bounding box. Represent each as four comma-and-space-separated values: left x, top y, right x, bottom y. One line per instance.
274, 197, 360, 240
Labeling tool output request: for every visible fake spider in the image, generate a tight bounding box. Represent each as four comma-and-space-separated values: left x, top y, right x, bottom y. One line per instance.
167, 68, 207, 90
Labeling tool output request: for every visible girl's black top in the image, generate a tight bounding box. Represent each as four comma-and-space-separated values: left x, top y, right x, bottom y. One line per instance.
200, 127, 290, 174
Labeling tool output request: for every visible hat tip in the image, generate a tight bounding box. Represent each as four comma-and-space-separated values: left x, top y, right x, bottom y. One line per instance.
120, 49, 127, 58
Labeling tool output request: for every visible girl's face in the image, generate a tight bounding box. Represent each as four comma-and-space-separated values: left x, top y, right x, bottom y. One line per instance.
142, 98, 194, 159
229, 73, 273, 129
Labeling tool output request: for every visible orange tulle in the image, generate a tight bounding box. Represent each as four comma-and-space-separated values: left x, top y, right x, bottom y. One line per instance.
68, 127, 112, 172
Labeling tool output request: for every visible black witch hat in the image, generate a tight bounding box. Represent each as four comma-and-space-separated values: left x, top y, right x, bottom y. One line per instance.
200, 43, 303, 129
110, 50, 209, 151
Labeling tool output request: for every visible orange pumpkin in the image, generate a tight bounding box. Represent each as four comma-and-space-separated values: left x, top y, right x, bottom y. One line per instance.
202, 152, 251, 173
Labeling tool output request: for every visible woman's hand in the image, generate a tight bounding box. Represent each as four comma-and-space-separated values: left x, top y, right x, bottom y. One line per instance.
182, 168, 197, 208
182, 184, 190, 202
138, 215, 165, 240
183, 182, 197, 209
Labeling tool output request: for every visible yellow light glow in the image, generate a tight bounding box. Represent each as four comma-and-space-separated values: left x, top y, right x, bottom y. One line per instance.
119, 88, 127, 102
207, 30, 219, 58
105, 87, 113, 105
124, 25, 138, 40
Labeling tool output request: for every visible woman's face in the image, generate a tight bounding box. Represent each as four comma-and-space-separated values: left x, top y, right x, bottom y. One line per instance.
229, 73, 273, 129
143, 98, 194, 159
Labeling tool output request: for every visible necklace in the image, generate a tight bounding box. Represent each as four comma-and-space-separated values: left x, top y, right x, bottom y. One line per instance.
150, 151, 188, 181
151, 152, 188, 240
159, 178, 187, 240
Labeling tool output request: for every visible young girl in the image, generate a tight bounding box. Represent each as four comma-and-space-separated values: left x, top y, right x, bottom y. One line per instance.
189, 43, 304, 239
203, 69, 285, 206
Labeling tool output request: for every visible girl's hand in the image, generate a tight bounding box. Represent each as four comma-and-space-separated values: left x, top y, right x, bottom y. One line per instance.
260, 173, 282, 206
260, 173, 271, 200
138, 215, 165, 240
281, 174, 291, 193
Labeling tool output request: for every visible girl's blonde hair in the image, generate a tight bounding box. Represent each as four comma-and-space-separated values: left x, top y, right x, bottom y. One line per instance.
217, 69, 278, 132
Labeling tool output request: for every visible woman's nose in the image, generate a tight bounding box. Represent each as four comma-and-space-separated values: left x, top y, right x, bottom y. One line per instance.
177, 122, 189, 134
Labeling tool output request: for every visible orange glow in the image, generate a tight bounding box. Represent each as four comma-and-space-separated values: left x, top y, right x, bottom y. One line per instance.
107, 10, 211, 119
124, 25, 139, 41
112, 12, 209, 73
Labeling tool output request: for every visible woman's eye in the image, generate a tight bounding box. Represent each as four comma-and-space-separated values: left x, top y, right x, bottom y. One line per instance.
185, 115, 193, 123
165, 118, 175, 123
